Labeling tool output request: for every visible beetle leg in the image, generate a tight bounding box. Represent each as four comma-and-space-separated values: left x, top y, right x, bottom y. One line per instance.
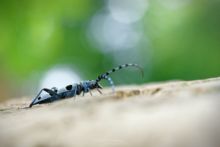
96, 88, 102, 94
29, 88, 59, 107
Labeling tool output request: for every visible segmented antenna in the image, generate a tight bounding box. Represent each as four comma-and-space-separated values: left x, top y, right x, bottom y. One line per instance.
102, 75, 115, 92
96, 63, 144, 83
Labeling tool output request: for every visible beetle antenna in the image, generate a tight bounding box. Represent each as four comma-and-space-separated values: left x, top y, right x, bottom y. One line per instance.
96, 63, 144, 83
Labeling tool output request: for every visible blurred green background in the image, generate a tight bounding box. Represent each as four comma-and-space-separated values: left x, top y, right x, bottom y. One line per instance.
0, 0, 220, 100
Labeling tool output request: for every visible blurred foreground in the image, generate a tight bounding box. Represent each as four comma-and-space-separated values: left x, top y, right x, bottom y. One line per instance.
0, 77, 220, 147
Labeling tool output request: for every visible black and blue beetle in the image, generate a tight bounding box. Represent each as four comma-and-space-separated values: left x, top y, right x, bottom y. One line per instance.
29, 63, 143, 107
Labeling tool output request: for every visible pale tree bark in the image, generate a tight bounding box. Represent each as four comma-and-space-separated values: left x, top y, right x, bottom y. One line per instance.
1, 77, 220, 147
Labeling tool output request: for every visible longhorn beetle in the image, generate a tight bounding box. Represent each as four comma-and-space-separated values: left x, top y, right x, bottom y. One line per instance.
29, 63, 143, 107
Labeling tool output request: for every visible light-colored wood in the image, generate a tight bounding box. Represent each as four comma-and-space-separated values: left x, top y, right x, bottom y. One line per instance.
1, 77, 220, 147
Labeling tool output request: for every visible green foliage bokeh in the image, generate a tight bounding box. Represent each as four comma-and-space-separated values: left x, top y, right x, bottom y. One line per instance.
0, 0, 220, 98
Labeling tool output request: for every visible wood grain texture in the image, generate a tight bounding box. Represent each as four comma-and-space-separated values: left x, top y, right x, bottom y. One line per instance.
1, 77, 220, 147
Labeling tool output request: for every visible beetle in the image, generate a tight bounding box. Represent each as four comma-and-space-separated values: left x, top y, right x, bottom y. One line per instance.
29, 63, 143, 107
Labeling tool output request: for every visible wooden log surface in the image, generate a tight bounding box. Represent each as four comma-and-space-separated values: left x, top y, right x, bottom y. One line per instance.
0, 77, 220, 147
